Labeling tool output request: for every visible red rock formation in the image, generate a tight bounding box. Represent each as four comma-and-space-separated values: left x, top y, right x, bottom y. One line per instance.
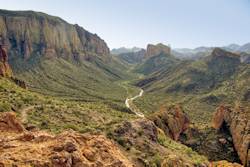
212, 105, 228, 129
0, 112, 134, 167
212, 105, 250, 166
212, 160, 243, 167
0, 112, 24, 132
144, 43, 171, 58
0, 45, 12, 77
150, 105, 190, 141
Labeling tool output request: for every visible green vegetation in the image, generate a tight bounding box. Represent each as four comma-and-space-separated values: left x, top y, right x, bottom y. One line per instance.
134, 53, 179, 75
134, 50, 250, 127
0, 77, 136, 133
10, 55, 139, 111
157, 130, 208, 165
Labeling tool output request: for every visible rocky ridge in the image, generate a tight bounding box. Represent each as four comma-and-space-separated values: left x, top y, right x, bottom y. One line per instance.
0, 9, 109, 61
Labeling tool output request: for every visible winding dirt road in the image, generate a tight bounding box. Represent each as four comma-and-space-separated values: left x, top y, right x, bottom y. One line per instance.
125, 89, 144, 117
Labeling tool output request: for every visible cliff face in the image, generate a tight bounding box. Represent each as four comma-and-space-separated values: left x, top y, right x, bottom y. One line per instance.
0, 45, 12, 77
0, 10, 109, 61
144, 43, 171, 58
212, 105, 250, 166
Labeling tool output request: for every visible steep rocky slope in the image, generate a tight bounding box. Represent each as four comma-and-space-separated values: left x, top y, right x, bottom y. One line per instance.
0, 44, 12, 77
116, 49, 146, 64
212, 105, 250, 166
0, 112, 134, 167
135, 52, 179, 75
109, 117, 209, 166
134, 48, 250, 125
0, 9, 137, 109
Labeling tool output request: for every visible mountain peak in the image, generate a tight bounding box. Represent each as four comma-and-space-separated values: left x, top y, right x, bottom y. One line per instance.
145, 43, 171, 58
211, 48, 240, 58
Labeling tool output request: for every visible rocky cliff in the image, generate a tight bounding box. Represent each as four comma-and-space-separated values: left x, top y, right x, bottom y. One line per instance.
150, 105, 190, 141
144, 43, 171, 58
0, 45, 12, 77
212, 105, 250, 166
0, 9, 109, 61
110, 118, 208, 167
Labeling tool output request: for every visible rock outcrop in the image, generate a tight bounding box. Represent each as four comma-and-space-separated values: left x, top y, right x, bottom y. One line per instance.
144, 43, 171, 58
150, 105, 190, 141
111, 118, 208, 167
0, 112, 24, 132
0, 112, 134, 167
0, 45, 12, 77
240, 53, 250, 63
212, 161, 243, 167
11, 77, 27, 89
0, 9, 109, 61
212, 105, 250, 166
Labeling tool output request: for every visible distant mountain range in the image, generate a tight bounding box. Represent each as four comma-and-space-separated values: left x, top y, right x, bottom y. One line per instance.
113, 43, 250, 61
113, 43, 171, 65
173, 43, 250, 59
111, 47, 143, 55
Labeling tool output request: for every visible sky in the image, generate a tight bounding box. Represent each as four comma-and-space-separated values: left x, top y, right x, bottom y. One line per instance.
0, 0, 250, 49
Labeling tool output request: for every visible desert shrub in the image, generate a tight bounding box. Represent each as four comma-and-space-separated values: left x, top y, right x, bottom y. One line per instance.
0, 102, 12, 112
150, 153, 162, 167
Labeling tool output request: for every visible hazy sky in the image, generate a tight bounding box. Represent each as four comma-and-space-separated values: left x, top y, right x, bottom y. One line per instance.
0, 0, 250, 49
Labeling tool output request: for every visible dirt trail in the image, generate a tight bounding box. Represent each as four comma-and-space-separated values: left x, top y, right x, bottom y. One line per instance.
20, 106, 35, 123
125, 89, 144, 117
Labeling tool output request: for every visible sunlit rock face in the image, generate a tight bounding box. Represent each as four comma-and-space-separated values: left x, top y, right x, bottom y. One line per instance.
212, 105, 250, 166
0, 45, 12, 77
0, 10, 110, 62
144, 43, 171, 58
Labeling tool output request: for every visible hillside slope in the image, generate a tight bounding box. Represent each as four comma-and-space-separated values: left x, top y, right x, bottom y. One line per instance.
0, 9, 136, 108
135, 48, 250, 126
